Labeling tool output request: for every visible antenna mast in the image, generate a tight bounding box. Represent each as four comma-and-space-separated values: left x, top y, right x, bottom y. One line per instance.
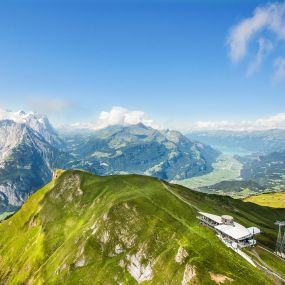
275, 221, 285, 258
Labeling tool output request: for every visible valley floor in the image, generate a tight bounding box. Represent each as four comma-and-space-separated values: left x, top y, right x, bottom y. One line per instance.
174, 153, 242, 189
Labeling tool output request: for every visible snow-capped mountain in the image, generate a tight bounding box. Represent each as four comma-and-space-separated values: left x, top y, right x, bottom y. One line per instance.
0, 110, 68, 211
0, 110, 219, 213
0, 109, 62, 147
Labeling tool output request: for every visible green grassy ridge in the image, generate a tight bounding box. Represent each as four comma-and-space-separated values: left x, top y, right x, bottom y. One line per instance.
0, 170, 279, 284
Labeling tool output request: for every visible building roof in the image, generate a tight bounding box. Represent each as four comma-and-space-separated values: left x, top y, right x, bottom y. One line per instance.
215, 222, 252, 241
198, 212, 222, 224
199, 211, 260, 241
247, 227, 261, 235
221, 215, 233, 220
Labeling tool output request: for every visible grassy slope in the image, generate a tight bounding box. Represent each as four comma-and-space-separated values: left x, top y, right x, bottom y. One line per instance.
0, 170, 281, 284
245, 246, 285, 278
170, 183, 285, 250
245, 192, 285, 208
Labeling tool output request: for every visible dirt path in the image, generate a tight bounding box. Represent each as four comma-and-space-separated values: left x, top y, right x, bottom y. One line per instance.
250, 248, 285, 284
161, 181, 201, 212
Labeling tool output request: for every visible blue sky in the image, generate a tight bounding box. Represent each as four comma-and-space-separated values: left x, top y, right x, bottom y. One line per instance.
0, 0, 284, 130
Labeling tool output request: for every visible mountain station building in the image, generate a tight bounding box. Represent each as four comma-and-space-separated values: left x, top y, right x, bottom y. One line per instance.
197, 212, 260, 248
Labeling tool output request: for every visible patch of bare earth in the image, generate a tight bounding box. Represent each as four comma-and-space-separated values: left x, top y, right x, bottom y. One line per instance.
182, 264, 196, 285
209, 272, 233, 284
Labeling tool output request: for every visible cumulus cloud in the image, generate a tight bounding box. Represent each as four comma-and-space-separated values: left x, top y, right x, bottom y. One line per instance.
227, 1, 285, 78
72, 106, 159, 130
27, 96, 75, 115
193, 113, 285, 131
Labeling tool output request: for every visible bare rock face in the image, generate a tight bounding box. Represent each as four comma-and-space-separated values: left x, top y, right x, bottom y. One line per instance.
127, 250, 153, 283
209, 272, 234, 284
0, 110, 68, 212
74, 257, 86, 268
175, 246, 189, 264
182, 264, 196, 285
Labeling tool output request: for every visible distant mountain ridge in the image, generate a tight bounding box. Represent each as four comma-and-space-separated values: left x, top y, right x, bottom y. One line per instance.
61, 123, 219, 180
0, 110, 69, 211
237, 150, 285, 190
0, 111, 218, 212
187, 129, 285, 154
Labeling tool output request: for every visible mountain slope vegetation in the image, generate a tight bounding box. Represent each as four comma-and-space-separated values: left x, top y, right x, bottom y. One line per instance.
238, 151, 285, 191
0, 170, 283, 284
61, 124, 219, 181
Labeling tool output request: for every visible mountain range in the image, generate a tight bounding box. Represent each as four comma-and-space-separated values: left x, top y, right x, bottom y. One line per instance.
187, 129, 285, 155
237, 150, 285, 190
60, 123, 218, 180
0, 110, 218, 213
0, 111, 70, 212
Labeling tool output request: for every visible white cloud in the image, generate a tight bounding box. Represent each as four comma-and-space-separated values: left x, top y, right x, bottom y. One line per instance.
71, 106, 160, 130
274, 57, 285, 81
228, 6, 270, 63
227, 1, 285, 78
193, 113, 285, 131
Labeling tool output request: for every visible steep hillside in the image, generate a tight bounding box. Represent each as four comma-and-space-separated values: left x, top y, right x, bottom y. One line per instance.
238, 151, 285, 191
61, 123, 219, 180
0, 170, 283, 284
0, 111, 69, 211
0, 109, 63, 147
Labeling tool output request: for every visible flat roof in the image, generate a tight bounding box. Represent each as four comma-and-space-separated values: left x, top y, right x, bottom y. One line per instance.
221, 215, 233, 220
199, 212, 260, 241
215, 223, 252, 241
199, 212, 222, 224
